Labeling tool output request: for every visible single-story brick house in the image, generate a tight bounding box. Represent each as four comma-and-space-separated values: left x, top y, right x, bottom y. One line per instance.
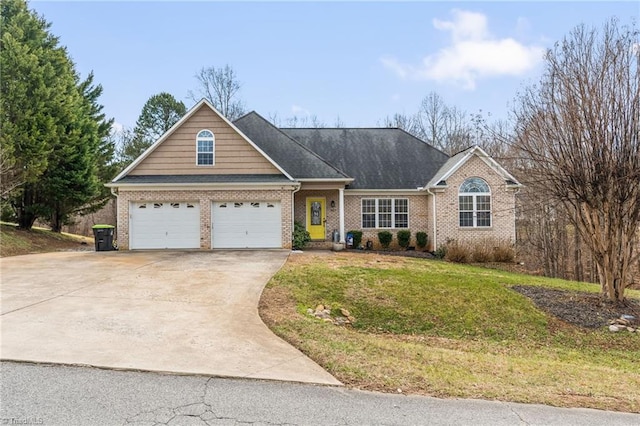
107, 99, 522, 250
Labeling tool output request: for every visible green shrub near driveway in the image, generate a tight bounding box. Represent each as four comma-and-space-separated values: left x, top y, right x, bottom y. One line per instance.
292, 221, 311, 249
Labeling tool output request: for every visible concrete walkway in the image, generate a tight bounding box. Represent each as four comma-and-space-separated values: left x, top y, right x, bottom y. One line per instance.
0, 251, 340, 386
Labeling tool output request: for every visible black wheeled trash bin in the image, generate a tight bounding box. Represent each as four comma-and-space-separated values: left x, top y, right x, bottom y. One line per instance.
92, 225, 115, 251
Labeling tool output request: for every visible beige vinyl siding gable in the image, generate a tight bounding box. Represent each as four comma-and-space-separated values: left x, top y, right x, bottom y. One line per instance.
130, 104, 281, 176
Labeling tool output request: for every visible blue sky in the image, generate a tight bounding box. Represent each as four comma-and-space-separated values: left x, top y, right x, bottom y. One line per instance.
30, 1, 639, 131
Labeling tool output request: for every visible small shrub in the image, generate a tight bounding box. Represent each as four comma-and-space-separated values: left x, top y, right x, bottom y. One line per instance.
471, 241, 493, 263
397, 230, 411, 249
416, 232, 428, 250
444, 241, 470, 263
348, 230, 363, 248
493, 242, 515, 263
378, 231, 393, 249
433, 245, 447, 259
292, 221, 311, 249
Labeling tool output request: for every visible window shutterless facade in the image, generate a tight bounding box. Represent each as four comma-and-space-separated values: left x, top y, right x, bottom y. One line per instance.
459, 177, 491, 227
361, 198, 408, 229
196, 129, 215, 165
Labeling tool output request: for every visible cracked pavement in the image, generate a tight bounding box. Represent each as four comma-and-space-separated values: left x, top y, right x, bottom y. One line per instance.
3, 362, 639, 426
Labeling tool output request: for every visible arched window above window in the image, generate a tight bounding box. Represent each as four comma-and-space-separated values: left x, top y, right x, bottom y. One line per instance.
196, 129, 215, 166
459, 177, 491, 227
459, 177, 490, 194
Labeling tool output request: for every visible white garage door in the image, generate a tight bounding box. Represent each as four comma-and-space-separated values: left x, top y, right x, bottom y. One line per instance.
130, 201, 200, 249
212, 201, 282, 249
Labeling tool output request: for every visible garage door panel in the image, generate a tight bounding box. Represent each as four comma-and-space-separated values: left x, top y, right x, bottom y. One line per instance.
130, 202, 200, 249
212, 201, 281, 249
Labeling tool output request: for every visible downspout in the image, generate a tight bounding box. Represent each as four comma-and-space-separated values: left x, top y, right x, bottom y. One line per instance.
424, 187, 437, 251
110, 186, 119, 248
513, 186, 521, 255
338, 187, 345, 244
291, 182, 302, 249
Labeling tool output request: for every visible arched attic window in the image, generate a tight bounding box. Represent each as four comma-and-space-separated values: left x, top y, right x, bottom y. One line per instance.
459, 177, 491, 227
196, 129, 215, 166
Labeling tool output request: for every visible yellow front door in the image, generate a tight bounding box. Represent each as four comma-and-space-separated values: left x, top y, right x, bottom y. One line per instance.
306, 198, 326, 240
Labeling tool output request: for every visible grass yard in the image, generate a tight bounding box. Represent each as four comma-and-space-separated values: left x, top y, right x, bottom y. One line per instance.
0, 223, 93, 257
259, 251, 640, 413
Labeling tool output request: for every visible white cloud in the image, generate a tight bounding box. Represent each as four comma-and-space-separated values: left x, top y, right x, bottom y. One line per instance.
381, 9, 545, 90
433, 9, 489, 42
291, 104, 310, 116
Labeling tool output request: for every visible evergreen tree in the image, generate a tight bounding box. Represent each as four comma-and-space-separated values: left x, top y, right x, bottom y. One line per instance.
43, 73, 115, 232
120, 92, 186, 165
1, 0, 114, 230
1, 0, 61, 201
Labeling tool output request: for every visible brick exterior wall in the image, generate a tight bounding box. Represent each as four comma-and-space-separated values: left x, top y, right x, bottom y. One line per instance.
115, 157, 517, 252
343, 193, 430, 250
433, 156, 517, 249
116, 188, 292, 250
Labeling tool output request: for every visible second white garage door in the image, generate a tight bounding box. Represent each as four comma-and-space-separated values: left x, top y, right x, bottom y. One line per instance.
212, 201, 282, 249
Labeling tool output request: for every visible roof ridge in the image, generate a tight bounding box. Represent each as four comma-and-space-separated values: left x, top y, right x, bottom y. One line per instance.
282, 127, 402, 130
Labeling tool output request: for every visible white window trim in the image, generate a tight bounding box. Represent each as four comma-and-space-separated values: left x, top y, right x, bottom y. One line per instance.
458, 178, 492, 228
361, 198, 409, 229
196, 129, 215, 166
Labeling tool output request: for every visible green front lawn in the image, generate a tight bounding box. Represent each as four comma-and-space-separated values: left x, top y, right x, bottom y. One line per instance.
260, 252, 640, 412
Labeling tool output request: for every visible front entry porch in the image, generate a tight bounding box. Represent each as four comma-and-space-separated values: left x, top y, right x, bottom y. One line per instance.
294, 183, 345, 248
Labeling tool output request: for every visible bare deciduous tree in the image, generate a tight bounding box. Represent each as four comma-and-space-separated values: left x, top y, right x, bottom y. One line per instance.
415, 92, 450, 149
188, 65, 245, 120
379, 112, 420, 134
513, 19, 640, 302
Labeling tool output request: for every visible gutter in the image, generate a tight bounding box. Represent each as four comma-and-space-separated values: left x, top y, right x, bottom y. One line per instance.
105, 182, 299, 191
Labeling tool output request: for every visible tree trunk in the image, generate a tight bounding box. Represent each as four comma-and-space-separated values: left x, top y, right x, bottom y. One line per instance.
50, 210, 63, 233
574, 222, 583, 282
16, 188, 37, 230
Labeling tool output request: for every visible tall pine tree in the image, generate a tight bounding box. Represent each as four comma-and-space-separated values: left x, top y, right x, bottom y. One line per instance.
0, 0, 114, 230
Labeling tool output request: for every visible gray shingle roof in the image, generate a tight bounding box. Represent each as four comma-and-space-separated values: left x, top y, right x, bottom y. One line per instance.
425, 147, 471, 188
281, 128, 449, 189
233, 112, 350, 180
114, 174, 292, 185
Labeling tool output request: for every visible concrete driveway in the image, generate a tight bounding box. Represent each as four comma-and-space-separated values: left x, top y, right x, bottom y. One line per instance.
0, 251, 340, 386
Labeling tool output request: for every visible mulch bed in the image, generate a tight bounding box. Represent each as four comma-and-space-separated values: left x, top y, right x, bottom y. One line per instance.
512, 285, 640, 329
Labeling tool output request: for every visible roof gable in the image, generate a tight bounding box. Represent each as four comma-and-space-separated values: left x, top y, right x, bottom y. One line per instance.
112, 100, 293, 182
426, 145, 523, 189
282, 128, 449, 189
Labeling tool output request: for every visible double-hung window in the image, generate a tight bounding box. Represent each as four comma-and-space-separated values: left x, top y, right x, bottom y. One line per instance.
459, 177, 491, 227
361, 198, 409, 229
196, 130, 214, 166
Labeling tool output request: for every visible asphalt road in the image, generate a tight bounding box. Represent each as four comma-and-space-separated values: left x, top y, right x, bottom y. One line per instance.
2, 362, 639, 426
